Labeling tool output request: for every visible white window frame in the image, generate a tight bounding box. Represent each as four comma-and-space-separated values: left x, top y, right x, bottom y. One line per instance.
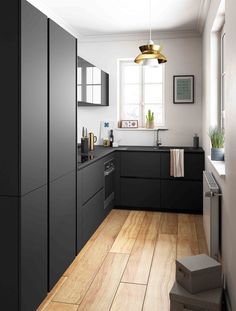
220, 25, 225, 130
118, 59, 165, 128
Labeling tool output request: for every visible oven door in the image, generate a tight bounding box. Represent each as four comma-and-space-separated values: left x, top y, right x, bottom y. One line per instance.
104, 165, 115, 210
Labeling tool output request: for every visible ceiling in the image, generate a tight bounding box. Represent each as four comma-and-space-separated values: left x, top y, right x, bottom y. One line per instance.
29, 0, 210, 38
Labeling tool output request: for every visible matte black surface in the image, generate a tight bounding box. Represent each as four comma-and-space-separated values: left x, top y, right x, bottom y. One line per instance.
161, 152, 204, 180
21, 186, 47, 311
0, 1, 20, 195
49, 20, 76, 181
120, 151, 161, 178
21, 0, 47, 195
0, 197, 19, 310
82, 188, 104, 244
161, 180, 203, 213
82, 159, 104, 204
120, 178, 161, 209
49, 172, 76, 290
77, 170, 84, 253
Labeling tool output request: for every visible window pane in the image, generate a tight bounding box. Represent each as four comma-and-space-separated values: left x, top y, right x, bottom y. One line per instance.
93, 85, 101, 104
86, 67, 93, 84
123, 84, 140, 103
122, 104, 140, 120
86, 85, 93, 102
77, 85, 82, 101
77, 68, 82, 84
93, 67, 101, 84
144, 66, 162, 83
124, 66, 140, 84
144, 84, 162, 103
144, 104, 163, 125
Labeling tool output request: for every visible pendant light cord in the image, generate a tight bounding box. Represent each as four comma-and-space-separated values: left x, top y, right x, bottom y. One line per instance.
149, 0, 152, 42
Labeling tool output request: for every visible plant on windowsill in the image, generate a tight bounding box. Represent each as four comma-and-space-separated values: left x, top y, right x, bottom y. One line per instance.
146, 109, 155, 129
209, 127, 224, 161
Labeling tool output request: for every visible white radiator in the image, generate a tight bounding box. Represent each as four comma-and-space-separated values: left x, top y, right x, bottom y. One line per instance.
203, 171, 221, 261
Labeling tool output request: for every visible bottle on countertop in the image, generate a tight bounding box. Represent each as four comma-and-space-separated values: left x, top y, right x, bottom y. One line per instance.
193, 133, 199, 148
109, 129, 114, 147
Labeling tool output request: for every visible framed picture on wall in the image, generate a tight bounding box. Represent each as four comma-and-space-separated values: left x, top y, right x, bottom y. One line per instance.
173, 75, 194, 104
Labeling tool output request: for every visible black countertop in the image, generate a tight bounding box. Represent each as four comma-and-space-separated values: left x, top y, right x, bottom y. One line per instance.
77, 145, 204, 170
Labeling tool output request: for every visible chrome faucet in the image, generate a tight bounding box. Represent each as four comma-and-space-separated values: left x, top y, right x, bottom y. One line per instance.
156, 129, 169, 147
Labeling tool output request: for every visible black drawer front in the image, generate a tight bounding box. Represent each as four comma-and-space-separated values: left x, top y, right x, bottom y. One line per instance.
120, 178, 161, 209
82, 159, 104, 204
121, 152, 161, 178
161, 180, 203, 213
161, 152, 204, 180
82, 188, 104, 244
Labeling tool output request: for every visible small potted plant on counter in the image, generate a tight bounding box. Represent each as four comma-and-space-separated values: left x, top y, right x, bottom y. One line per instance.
209, 127, 224, 161
146, 109, 155, 128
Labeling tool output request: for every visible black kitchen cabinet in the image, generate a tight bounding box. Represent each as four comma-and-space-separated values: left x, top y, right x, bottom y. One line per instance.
77, 170, 83, 253
0, 1, 48, 310
49, 172, 76, 290
120, 151, 161, 178
120, 178, 161, 209
82, 188, 105, 244
49, 20, 76, 181
161, 152, 204, 180
161, 180, 203, 212
77, 56, 109, 106
21, 186, 47, 311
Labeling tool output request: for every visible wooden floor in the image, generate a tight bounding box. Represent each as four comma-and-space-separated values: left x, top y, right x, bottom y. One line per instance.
37, 210, 208, 311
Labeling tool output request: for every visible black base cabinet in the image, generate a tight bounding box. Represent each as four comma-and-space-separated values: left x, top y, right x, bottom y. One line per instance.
49, 172, 76, 290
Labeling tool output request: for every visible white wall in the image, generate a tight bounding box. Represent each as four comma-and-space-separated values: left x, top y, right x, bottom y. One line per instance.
202, 0, 236, 309
77, 35, 202, 146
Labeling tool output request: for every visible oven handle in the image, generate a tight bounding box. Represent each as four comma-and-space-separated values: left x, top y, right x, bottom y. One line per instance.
104, 167, 115, 176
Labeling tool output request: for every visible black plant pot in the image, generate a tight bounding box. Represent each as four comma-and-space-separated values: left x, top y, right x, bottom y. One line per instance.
211, 148, 224, 161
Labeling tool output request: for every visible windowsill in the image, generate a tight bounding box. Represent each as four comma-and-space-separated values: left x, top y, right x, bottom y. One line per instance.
207, 155, 226, 177
116, 127, 166, 131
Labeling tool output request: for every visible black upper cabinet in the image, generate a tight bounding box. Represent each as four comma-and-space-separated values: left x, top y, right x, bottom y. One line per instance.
49, 20, 76, 181
49, 172, 76, 290
21, 0, 47, 195
77, 56, 109, 106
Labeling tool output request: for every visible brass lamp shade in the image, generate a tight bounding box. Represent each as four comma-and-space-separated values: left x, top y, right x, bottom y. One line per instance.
134, 43, 167, 65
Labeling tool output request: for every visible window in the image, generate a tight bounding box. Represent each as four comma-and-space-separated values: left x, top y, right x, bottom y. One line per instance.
119, 59, 164, 127
220, 26, 225, 130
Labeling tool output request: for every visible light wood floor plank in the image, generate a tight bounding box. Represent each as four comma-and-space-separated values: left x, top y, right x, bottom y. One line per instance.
110, 211, 146, 253
78, 253, 129, 311
37, 277, 68, 311
159, 213, 178, 234
122, 212, 160, 284
42, 302, 78, 311
178, 221, 197, 240
177, 219, 199, 258
53, 210, 129, 305
143, 234, 177, 311
110, 283, 146, 311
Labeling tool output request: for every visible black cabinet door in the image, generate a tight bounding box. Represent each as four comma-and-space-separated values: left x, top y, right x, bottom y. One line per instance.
49, 171, 76, 290
161, 152, 204, 180
120, 178, 161, 209
77, 170, 83, 253
101, 71, 109, 106
49, 20, 76, 181
0, 197, 19, 311
82, 188, 104, 244
82, 159, 104, 204
161, 180, 203, 213
121, 152, 161, 178
21, 185, 47, 311
21, 0, 47, 195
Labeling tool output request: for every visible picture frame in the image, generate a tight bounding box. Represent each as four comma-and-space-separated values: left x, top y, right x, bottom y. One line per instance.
173, 75, 194, 104
120, 120, 138, 128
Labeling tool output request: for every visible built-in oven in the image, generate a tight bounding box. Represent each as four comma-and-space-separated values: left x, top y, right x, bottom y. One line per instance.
104, 158, 115, 210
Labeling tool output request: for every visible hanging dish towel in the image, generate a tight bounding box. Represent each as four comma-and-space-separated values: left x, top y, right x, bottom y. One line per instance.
170, 149, 184, 177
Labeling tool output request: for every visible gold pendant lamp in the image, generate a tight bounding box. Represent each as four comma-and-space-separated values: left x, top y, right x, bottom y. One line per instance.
134, 0, 167, 66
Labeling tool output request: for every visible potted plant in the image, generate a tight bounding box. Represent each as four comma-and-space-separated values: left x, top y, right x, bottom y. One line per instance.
146, 109, 155, 128
209, 127, 224, 161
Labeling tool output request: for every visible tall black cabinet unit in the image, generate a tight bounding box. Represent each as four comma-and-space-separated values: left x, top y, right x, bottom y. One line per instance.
48, 20, 77, 290
0, 1, 47, 311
